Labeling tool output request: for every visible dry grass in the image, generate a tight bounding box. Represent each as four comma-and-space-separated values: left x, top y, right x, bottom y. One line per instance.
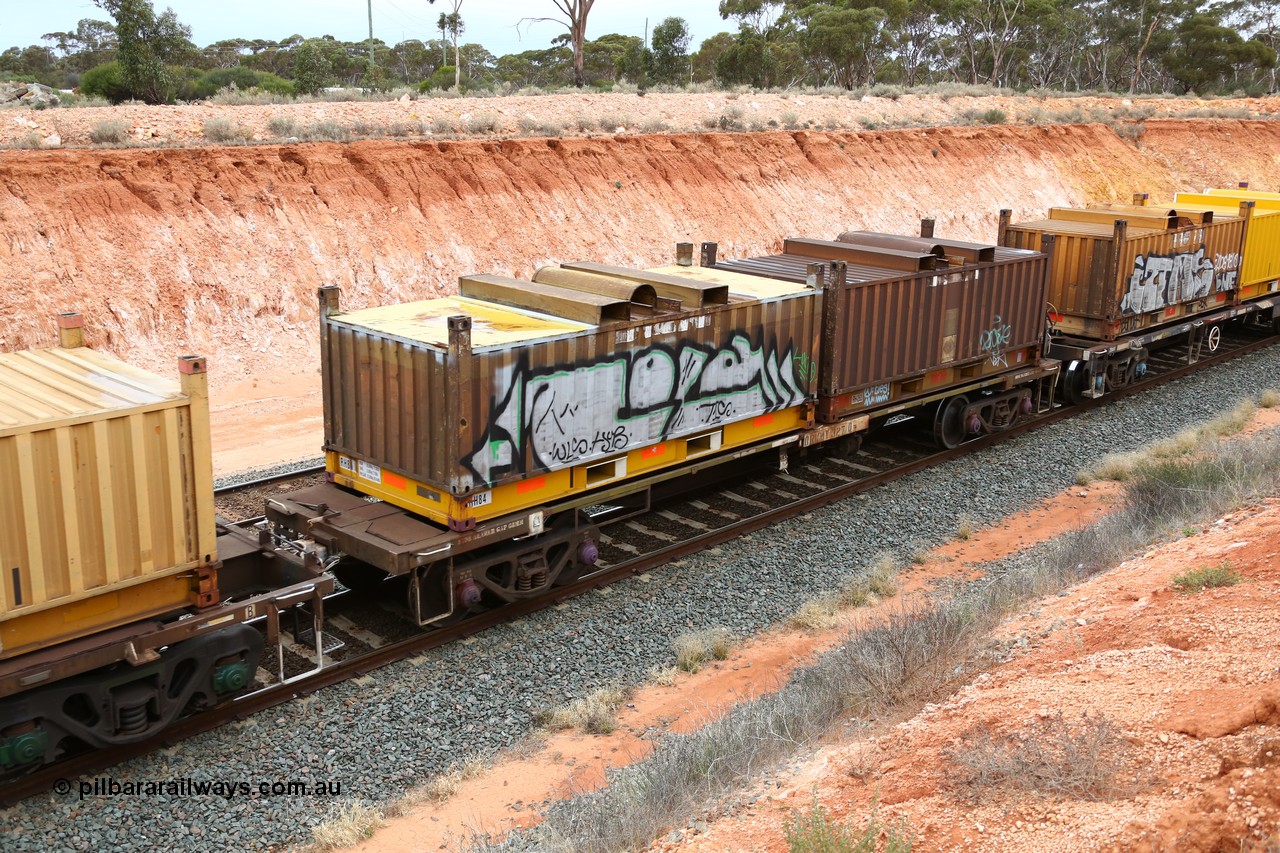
414, 753, 494, 805
673, 627, 733, 673
1261, 389, 1280, 408
536, 685, 630, 734
310, 802, 384, 850
789, 594, 844, 632
866, 554, 900, 598
1088, 400, 1258, 482
647, 664, 680, 686
946, 711, 1136, 800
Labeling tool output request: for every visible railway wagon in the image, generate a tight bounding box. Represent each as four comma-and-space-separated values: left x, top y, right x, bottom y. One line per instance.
997, 203, 1279, 400
0, 314, 218, 660
292, 265, 820, 625
1167, 191, 1280, 302
662, 228, 1060, 448
0, 318, 331, 773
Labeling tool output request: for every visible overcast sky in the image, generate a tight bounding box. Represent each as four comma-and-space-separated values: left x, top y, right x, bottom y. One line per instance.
5, 1, 734, 56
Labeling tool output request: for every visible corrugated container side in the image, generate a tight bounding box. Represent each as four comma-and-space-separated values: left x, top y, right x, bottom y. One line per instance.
1001, 227, 1109, 320
1241, 211, 1280, 287
1114, 220, 1245, 314
823, 254, 1047, 394
323, 295, 819, 494
0, 358, 212, 625
1172, 196, 1280, 289
1002, 217, 1246, 339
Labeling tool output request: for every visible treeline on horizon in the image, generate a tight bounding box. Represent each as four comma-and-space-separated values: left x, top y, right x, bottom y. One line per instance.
2, 0, 1276, 104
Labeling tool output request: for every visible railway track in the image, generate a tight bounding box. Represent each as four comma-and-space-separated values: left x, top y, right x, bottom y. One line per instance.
4, 324, 1274, 806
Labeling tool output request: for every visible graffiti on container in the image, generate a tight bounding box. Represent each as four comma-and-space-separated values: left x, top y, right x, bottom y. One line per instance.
862, 383, 891, 406
792, 352, 817, 384
1120, 245, 1240, 315
464, 329, 808, 483
979, 315, 1013, 368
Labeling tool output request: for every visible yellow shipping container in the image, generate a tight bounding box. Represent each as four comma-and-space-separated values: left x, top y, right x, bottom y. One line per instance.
1173, 192, 1280, 299
0, 315, 216, 658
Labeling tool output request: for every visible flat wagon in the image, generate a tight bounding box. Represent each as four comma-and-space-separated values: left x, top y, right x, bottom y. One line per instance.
0, 317, 331, 772
283, 264, 820, 626
998, 202, 1278, 399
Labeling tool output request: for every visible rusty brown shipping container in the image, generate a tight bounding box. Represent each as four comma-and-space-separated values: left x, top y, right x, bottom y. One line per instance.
709, 233, 1052, 423
0, 315, 217, 660
999, 207, 1246, 341
319, 267, 820, 530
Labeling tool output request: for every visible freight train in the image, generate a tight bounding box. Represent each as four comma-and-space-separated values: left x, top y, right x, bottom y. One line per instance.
3, 185, 1278, 776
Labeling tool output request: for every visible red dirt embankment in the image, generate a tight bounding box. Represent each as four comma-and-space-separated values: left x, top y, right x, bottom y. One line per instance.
2, 118, 1278, 471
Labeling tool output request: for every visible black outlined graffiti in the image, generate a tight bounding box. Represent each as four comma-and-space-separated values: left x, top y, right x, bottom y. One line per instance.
1120, 245, 1239, 315
464, 330, 811, 484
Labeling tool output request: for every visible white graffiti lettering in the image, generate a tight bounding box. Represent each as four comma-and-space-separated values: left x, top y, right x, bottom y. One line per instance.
862, 383, 891, 406
464, 330, 812, 483
1121, 246, 1224, 315
979, 315, 1013, 367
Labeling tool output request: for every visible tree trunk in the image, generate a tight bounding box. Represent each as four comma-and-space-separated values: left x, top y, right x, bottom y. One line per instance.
453, 34, 460, 89
572, 21, 586, 87
1131, 15, 1161, 94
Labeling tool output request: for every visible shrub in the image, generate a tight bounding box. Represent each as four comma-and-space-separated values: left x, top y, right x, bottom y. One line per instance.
1260, 388, 1280, 408
303, 120, 350, 142
718, 112, 743, 131
79, 61, 130, 104
267, 115, 298, 138
785, 799, 912, 853
598, 114, 629, 132
946, 711, 1134, 800
89, 118, 130, 145
781, 110, 800, 129
430, 116, 456, 135
202, 116, 244, 143
1172, 561, 1241, 593
517, 115, 540, 132
467, 112, 500, 133
190, 66, 294, 100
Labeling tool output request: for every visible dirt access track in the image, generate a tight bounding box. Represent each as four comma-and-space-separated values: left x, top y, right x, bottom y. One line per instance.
1, 93, 1279, 475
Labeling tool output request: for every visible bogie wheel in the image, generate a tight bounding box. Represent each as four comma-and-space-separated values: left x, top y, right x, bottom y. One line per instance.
1062, 360, 1088, 406
933, 395, 969, 449
1206, 325, 1221, 353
